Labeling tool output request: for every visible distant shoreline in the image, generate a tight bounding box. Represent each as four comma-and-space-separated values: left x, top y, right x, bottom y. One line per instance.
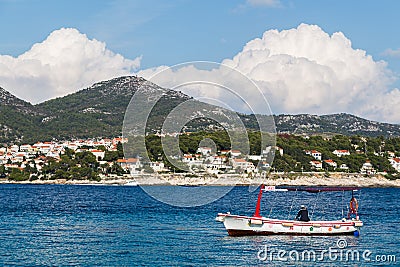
1, 172, 400, 187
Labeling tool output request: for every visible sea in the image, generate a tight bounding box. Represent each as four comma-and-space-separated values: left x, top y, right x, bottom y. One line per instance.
0, 184, 399, 266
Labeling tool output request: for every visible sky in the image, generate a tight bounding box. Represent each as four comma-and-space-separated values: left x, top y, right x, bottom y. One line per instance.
1, 0, 400, 123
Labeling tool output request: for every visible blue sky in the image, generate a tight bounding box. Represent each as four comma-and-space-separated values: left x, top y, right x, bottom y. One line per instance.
1, 0, 400, 122
1, 0, 399, 70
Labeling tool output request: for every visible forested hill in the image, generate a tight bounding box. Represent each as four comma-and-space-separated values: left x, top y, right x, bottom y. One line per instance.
273, 113, 400, 137
0, 76, 400, 144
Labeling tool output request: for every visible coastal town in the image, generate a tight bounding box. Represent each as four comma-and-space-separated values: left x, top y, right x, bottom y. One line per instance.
2, 133, 400, 184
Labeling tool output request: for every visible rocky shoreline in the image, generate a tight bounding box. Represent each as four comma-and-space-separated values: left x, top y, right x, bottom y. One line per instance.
1, 172, 400, 187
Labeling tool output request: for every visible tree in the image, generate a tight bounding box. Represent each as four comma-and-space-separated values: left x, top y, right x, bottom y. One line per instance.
345, 154, 367, 173
109, 161, 125, 175
143, 165, 154, 173
104, 151, 119, 162
53, 169, 68, 180
96, 145, 107, 151
117, 142, 124, 158
0, 165, 6, 175
8, 169, 29, 181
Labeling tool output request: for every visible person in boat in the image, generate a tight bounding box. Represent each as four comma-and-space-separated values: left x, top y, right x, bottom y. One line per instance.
296, 205, 310, 222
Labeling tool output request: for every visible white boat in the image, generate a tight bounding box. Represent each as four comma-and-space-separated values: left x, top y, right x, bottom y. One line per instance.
216, 185, 363, 236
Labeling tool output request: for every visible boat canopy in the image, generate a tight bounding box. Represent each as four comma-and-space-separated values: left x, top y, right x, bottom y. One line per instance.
263, 186, 359, 193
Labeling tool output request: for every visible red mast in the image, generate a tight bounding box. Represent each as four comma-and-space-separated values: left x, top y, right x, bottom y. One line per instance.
253, 184, 265, 218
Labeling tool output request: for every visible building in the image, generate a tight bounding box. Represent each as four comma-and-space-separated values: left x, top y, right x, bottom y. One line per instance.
230, 150, 242, 158
19, 144, 33, 152
323, 159, 337, 169
258, 161, 270, 170
305, 150, 322, 161
262, 146, 283, 157
204, 156, 229, 174
333, 150, 350, 157
230, 158, 255, 173
197, 147, 212, 156
360, 161, 376, 175
149, 161, 166, 172
248, 155, 262, 161
206, 156, 228, 172
9, 145, 19, 153
220, 150, 230, 155
309, 160, 322, 170
112, 137, 128, 145
89, 149, 105, 161
339, 164, 349, 171
117, 158, 142, 173
389, 158, 400, 172
275, 146, 284, 156
385, 151, 395, 158
182, 154, 203, 166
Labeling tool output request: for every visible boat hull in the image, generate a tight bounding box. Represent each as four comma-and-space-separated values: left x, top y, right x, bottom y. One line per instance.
216, 213, 362, 236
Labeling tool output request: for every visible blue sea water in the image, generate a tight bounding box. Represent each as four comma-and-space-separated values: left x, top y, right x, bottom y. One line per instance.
0, 184, 399, 266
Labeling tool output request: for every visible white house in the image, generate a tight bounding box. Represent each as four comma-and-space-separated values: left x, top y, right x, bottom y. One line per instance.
9, 145, 19, 153
117, 158, 142, 173
0, 152, 6, 164
230, 150, 242, 158
101, 138, 113, 148
112, 137, 128, 145
211, 155, 227, 165
248, 155, 262, 161
19, 144, 33, 152
231, 158, 255, 173
205, 156, 229, 172
323, 159, 337, 169
182, 154, 203, 166
149, 161, 166, 172
389, 158, 400, 172
360, 161, 376, 175
333, 150, 350, 157
182, 154, 194, 163
305, 150, 322, 161
39, 145, 52, 154
275, 146, 284, 156
12, 153, 26, 162
258, 161, 270, 171
197, 147, 213, 156
89, 149, 105, 161
65, 143, 79, 151
262, 146, 283, 157
46, 151, 60, 160
310, 160, 322, 170
204, 157, 229, 174
339, 164, 349, 170
387, 151, 396, 158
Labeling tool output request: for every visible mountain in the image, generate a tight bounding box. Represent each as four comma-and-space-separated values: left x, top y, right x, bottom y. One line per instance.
37, 76, 194, 139
0, 87, 45, 143
274, 113, 400, 136
1, 76, 400, 144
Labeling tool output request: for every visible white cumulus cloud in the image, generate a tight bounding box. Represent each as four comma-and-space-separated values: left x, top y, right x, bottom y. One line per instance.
222, 24, 394, 117
140, 24, 399, 123
0, 28, 141, 103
